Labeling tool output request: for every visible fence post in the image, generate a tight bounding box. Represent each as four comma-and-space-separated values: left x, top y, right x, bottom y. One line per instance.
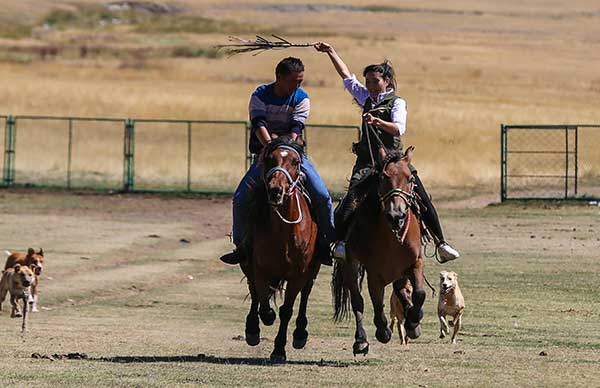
3, 116, 16, 187
187, 121, 192, 192
564, 126, 569, 199
500, 124, 506, 202
123, 119, 135, 192
574, 126, 578, 196
67, 119, 73, 189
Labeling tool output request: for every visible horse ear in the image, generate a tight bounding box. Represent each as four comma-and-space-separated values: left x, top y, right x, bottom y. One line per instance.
403, 146, 415, 163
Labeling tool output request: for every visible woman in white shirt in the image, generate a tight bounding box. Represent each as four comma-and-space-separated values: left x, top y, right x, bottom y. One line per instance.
314, 41, 460, 263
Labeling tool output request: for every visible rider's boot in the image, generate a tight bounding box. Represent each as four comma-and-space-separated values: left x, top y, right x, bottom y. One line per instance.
219, 247, 244, 265
315, 239, 333, 266
436, 241, 460, 263
219, 238, 250, 265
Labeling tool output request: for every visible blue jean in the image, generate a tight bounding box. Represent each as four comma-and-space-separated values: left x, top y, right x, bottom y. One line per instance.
232, 155, 335, 247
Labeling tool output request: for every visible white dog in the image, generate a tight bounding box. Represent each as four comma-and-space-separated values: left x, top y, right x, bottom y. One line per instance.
438, 271, 465, 344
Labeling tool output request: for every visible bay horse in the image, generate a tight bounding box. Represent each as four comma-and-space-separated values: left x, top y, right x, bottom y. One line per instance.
332, 146, 426, 355
240, 138, 320, 364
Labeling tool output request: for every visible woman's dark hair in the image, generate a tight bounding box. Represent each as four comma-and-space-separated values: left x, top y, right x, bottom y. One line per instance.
276, 57, 305, 77
363, 59, 396, 90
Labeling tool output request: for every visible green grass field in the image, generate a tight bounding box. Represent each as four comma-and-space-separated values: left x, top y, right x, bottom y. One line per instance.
0, 192, 598, 387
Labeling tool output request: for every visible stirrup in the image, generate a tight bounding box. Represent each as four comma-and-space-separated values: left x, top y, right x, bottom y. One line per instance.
332, 241, 346, 261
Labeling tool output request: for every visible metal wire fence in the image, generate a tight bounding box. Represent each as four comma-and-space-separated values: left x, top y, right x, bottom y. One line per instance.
501, 124, 600, 201
1, 114, 359, 194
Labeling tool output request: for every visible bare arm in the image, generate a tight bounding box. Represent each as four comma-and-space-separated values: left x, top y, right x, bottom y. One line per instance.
364, 113, 400, 136
314, 42, 351, 80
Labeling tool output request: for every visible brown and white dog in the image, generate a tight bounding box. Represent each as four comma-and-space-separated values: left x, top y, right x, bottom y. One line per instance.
438, 270, 465, 344
0, 264, 35, 332
4, 248, 45, 312
389, 278, 413, 346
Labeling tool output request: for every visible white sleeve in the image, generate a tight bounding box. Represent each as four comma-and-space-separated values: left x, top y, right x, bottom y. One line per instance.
342, 74, 370, 106
292, 97, 310, 124
391, 98, 407, 136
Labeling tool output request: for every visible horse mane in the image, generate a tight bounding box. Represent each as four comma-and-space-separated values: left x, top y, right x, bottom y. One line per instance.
379, 150, 404, 172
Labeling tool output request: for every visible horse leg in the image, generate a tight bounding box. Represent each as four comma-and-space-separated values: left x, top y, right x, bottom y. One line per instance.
404, 258, 426, 340
292, 276, 314, 350
367, 276, 392, 344
254, 271, 276, 326
245, 280, 261, 346
270, 280, 302, 364
343, 261, 369, 356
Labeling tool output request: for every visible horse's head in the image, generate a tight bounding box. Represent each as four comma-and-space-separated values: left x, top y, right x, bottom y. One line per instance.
260, 138, 304, 207
377, 146, 416, 232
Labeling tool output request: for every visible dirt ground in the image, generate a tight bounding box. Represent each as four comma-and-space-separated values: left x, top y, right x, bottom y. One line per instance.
0, 190, 598, 388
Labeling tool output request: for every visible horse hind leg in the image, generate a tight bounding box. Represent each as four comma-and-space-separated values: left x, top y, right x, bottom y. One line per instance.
343, 261, 370, 356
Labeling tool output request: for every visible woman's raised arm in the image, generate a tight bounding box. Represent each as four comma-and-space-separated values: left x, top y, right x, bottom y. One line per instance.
314, 42, 351, 80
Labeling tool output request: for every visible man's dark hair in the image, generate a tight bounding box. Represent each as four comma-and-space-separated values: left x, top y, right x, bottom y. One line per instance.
363, 59, 396, 90
276, 57, 304, 77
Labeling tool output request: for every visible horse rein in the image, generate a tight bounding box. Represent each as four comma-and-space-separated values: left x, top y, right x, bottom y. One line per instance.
263, 146, 304, 225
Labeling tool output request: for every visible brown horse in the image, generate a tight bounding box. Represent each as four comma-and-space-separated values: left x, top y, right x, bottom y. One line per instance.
332, 146, 426, 356
240, 138, 320, 364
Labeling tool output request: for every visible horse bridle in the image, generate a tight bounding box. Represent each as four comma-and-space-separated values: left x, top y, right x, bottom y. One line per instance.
378, 163, 417, 244
263, 145, 304, 225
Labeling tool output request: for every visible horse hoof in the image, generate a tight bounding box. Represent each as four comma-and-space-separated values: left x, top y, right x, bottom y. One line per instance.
260, 309, 276, 326
292, 329, 308, 349
407, 325, 421, 340
270, 352, 286, 364
353, 341, 369, 356
376, 327, 392, 344
245, 332, 260, 346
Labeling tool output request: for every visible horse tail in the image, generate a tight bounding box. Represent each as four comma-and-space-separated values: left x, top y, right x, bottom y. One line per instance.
331, 260, 350, 322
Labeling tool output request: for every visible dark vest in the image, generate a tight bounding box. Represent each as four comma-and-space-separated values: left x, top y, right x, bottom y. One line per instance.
353, 93, 403, 163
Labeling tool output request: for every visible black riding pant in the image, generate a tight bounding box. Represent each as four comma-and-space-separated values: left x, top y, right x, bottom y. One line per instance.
412, 172, 445, 242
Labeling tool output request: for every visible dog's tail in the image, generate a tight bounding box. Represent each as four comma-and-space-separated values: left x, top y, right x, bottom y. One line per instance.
4, 250, 11, 257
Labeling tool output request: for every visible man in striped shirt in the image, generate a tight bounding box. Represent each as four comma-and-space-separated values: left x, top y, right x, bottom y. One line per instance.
220, 57, 334, 266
